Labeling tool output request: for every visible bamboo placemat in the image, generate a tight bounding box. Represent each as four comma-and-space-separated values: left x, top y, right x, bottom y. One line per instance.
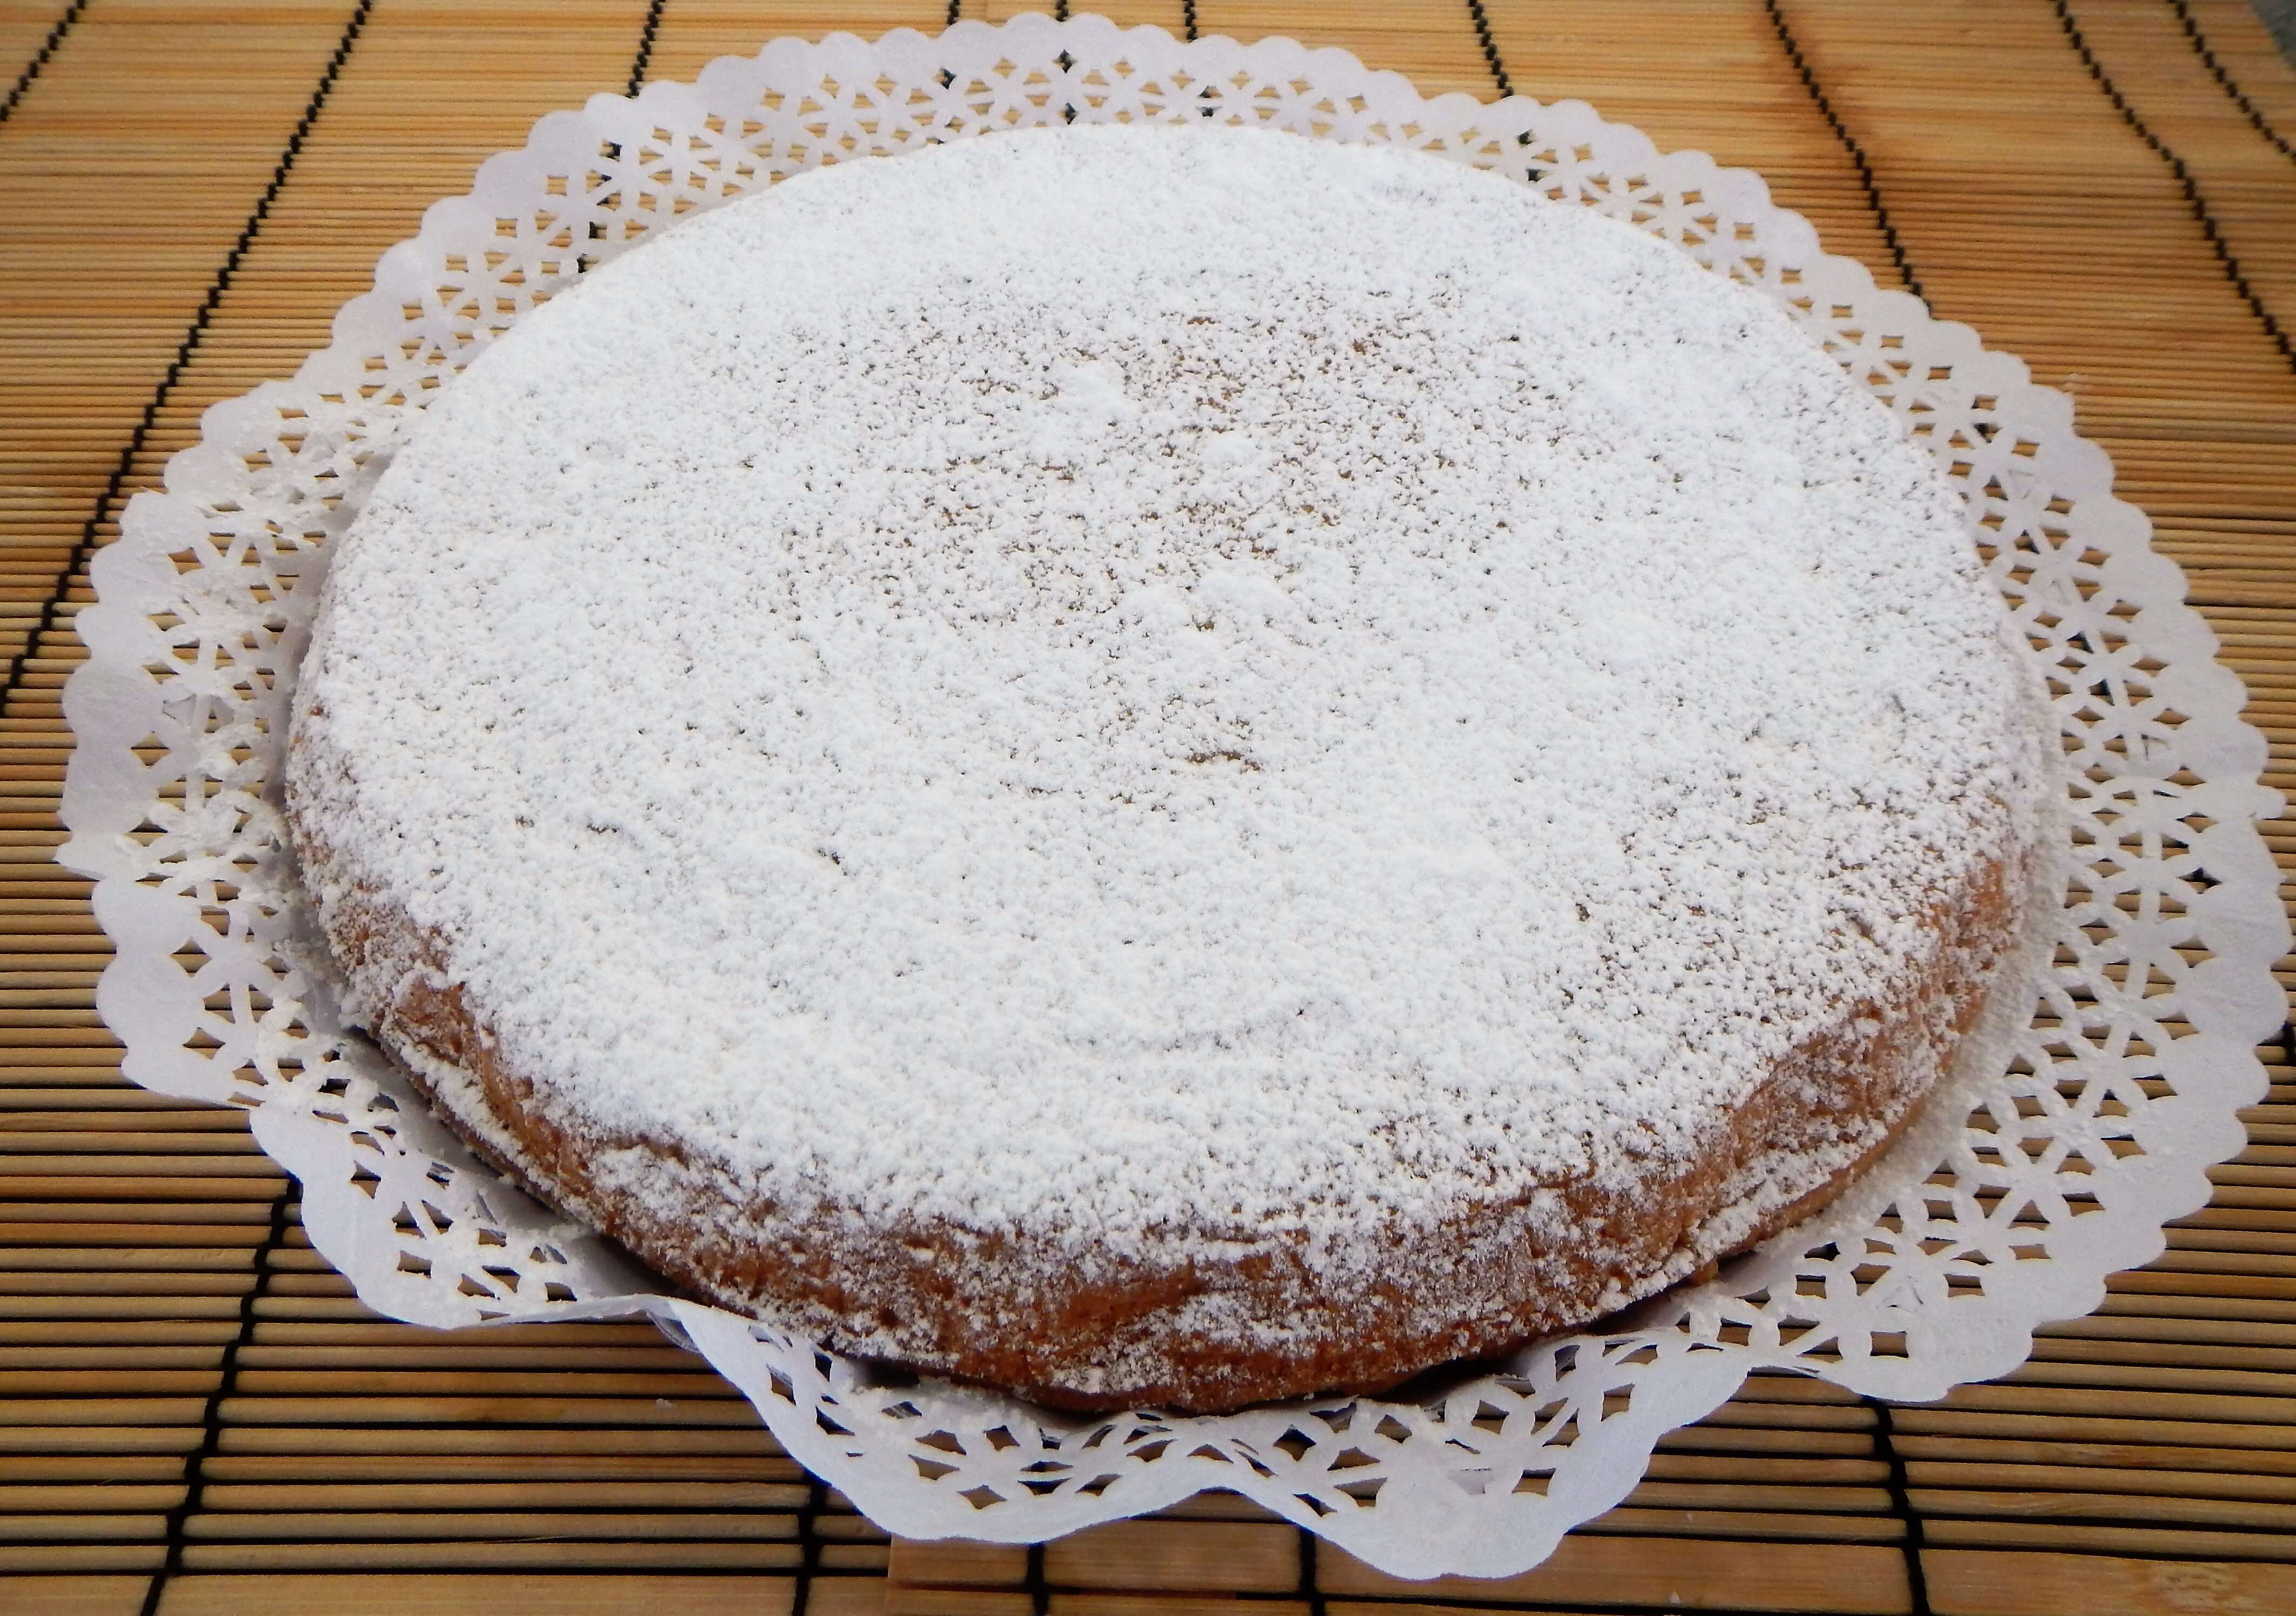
4, 2, 2293, 1612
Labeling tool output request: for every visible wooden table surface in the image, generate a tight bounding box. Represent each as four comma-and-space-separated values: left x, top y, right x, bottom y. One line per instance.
5, 2, 2295, 1612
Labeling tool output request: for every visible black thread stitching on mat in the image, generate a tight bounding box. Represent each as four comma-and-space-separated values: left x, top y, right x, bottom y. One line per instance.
0, 0, 84, 126
2053, 0, 2295, 373
625, 0, 666, 98
0, 0, 373, 710
1026, 1540, 1050, 1615
1054, 0, 1072, 21
1864, 1395, 1933, 1616
946, 0, 961, 29
1465, 0, 1511, 100
1183, 1, 1199, 43
1297, 1525, 1329, 1616
138, 1186, 294, 1616
1762, 0, 1927, 304
789, 1475, 826, 1616
2166, 0, 2295, 164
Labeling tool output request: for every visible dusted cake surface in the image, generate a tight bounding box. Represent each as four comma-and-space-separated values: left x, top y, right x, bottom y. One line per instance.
287, 124, 2057, 1409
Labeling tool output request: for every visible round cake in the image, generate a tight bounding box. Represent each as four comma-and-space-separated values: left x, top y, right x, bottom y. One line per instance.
286, 124, 2058, 1412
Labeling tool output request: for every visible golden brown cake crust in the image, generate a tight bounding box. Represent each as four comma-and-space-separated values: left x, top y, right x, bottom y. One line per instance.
288, 792, 2021, 1412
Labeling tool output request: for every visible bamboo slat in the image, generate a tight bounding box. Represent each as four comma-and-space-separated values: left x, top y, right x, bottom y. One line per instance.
10, 1, 2296, 1612
1924, 1549, 2296, 1616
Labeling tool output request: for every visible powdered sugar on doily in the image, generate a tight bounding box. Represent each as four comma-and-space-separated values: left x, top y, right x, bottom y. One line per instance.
287, 124, 2054, 1269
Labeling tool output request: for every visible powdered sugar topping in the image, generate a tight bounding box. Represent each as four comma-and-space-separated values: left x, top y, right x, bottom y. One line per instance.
290, 125, 2053, 1261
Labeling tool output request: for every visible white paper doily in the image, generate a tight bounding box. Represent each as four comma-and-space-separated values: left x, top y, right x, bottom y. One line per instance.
57, 15, 2288, 1581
